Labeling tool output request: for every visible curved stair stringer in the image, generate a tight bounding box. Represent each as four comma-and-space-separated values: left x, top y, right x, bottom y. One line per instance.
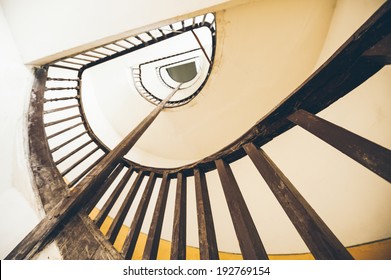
27, 67, 123, 260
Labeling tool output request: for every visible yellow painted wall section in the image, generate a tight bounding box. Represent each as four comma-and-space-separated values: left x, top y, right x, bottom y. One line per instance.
89, 209, 391, 260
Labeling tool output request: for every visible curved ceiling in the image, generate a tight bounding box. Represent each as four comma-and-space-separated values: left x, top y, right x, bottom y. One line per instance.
83, 0, 336, 167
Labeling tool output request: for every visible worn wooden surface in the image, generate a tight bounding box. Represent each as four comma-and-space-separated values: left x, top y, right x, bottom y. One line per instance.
56, 213, 122, 260
244, 143, 354, 260
142, 173, 171, 260
27, 67, 68, 212
194, 168, 219, 260
170, 172, 187, 260
10, 67, 122, 260
215, 159, 268, 260
287, 110, 391, 183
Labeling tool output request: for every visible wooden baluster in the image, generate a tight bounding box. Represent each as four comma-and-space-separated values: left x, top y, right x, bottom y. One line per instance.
142, 173, 171, 260
170, 172, 187, 260
84, 163, 126, 213
46, 77, 80, 82
244, 142, 354, 260
102, 46, 119, 53
68, 153, 107, 188
61, 147, 100, 176
194, 168, 219, 260
54, 140, 94, 165
122, 173, 157, 259
45, 86, 79, 91
47, 122, 84, 140
50, 131, 88, 153
112, 42, 127, 50
49, 64, 80, 71
215, 159, 268, 260
44, 114, 81, 127
44, 96, 79, 102
62, 60, 86, 67
92, 166, 133, 226
106, 171, 145, 243
44, 104, 79, 115
287, 109, 391, 182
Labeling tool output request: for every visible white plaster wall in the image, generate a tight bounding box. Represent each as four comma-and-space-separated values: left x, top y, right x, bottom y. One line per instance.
0, 0, 245, 64
0, 4, 61, 259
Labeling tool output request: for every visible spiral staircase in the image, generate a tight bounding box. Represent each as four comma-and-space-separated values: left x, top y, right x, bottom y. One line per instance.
5, 1, 391, 260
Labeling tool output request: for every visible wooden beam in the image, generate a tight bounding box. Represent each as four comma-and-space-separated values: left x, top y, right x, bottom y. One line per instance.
170, 172, 187, 260
362, 33, 391, 65
142, 173, 171, 260
194, 168, 219, 260
287, 109, 391, 183
215, 159, 268, 260
122, 173, 157, 259
6, 84, 180, 259
244, 143, 354, 260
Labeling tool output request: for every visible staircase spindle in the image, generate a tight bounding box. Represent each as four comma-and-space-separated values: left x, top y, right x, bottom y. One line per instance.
142, 172, 171, 260
170, 172, 187, 260
106, 171, 145, 243
288, 109, 391, 182
244, 142, 354, 260
93, 167, 133, 227
122, 173, 158, 259
194, 168, 219, 260
215, 159, 268, 260
85, 163, 126, 213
